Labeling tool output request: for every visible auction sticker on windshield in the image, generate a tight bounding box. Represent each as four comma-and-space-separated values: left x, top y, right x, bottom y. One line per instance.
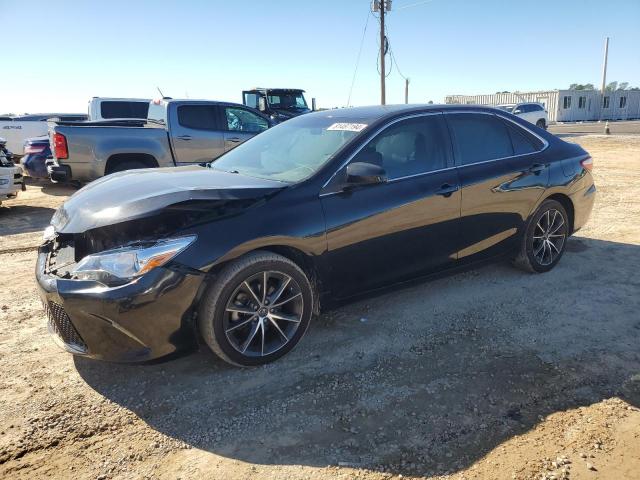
327, 123, 368, 132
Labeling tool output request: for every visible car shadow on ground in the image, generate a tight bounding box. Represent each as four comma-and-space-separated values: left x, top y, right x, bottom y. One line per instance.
40, 181, 78, 197
75, 237, 640, 477
0, 204, 55, 237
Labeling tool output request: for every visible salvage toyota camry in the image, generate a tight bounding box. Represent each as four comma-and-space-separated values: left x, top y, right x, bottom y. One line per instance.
36, 105, 596, 366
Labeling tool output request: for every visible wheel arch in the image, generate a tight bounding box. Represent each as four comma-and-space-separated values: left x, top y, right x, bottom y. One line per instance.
105, 153, 159, 174
194, 244, 323, 318
540, 193, 575, 234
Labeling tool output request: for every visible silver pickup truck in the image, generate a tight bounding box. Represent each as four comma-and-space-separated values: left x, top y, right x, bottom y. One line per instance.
47, 99, 271, 183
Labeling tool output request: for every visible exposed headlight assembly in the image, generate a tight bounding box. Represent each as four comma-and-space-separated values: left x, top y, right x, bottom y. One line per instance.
71, 236, 196, 283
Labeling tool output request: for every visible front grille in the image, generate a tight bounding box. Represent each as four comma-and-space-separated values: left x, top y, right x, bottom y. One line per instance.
46, 301, 87, 353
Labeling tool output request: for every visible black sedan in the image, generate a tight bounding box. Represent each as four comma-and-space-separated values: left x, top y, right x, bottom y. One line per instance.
36, 105, 596, 366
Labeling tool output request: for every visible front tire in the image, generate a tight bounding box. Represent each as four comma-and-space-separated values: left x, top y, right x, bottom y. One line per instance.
513, 199, 569, 273
198, 251, 314, 366
536, 119, 546, 129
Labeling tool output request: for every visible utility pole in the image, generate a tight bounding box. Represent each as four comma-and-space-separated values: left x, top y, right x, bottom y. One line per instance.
600, 37, 609, 95
599, 37, 609, 122
405, 78, 409, 104
379, 0, 386, 105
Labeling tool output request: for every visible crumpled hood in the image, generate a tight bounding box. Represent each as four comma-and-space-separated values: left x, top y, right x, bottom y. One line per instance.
51, 166, 286, 233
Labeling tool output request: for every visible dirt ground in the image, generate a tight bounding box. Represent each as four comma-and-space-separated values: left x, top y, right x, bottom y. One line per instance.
1, 135, 639, 480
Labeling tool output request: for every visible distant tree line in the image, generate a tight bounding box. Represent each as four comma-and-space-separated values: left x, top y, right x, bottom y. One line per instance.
569, 81, 640, 91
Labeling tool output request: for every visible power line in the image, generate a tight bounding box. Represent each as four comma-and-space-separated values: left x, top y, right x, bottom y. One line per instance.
396, 0, 435, 10
347, 9, 371, 107
371, 11, 406, 81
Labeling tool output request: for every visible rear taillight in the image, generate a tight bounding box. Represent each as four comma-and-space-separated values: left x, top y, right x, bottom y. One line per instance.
24, 144, 47, 154
581, 156, 593, 171
53, 133, 68, 159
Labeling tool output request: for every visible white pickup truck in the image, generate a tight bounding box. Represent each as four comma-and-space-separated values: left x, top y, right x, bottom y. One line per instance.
0, 98, 149, 155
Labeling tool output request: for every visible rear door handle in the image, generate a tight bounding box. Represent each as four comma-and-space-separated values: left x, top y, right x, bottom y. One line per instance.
176, 135, 192, 141
227, 137, 241, 143
528, 163, 547, 174
436, 183, 459, 197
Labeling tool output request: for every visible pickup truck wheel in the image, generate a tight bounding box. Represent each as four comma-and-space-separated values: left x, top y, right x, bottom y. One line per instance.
109, 160, 148, 174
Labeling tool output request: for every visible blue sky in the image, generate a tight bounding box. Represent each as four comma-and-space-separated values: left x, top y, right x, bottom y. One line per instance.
1, 0, 639, 114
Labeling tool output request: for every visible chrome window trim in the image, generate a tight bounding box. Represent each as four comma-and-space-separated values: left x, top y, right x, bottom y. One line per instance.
318, 109, 550, 198
320, 111, 446, 192
444, 110, 550, 162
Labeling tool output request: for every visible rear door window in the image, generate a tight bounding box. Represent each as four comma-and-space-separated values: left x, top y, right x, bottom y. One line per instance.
177, 105, 220, 131
447, 113, 514, 165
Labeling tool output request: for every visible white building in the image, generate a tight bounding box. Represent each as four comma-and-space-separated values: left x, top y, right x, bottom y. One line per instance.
445, 89, 640, 123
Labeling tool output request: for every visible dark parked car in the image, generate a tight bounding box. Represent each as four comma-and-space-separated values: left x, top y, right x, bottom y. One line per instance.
21, 136, 52, 178
36, 105, 596, 366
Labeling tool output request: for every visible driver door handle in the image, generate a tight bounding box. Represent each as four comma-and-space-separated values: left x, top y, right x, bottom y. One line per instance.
227, 137, 241, 143
436, 183, 459, 197
176, 135, 192, 141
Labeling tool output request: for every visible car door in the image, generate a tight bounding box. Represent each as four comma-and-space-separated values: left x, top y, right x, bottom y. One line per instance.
220, 106, 270, 152
170, 104, 226, 164
446, 112, 549, 263
320, 113, 461, 298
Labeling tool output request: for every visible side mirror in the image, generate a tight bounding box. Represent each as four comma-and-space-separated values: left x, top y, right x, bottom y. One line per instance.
345, 162, 387, 187
258, 97, 266, 112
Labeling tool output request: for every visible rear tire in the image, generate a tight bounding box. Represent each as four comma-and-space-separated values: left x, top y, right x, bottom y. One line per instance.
108, 160, 148, 174
198, 251, 314, 367
513, 199, 569, 273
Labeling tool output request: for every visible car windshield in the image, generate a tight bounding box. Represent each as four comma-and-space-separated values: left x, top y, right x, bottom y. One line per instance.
497, 105, 515, 112
211, 114, 364, 183
267, 92, 308, 110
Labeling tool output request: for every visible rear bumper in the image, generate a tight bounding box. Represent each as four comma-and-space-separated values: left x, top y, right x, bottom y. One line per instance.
21, 153, 50, 179
570, 182, 596, 233
46, 159, 72, 182
0, 169, 23, 201
35, 245, 204, 362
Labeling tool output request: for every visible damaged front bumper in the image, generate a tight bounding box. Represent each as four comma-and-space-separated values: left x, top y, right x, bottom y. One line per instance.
35, 243, 205, 362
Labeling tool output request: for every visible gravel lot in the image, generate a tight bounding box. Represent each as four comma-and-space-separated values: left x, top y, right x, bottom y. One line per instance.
1, 135, 639, 480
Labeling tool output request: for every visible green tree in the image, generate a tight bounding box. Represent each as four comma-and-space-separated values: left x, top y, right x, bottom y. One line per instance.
569, 83, 595, 90
605, 81, 618, 91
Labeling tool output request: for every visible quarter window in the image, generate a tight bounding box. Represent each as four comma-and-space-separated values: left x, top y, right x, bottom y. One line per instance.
224, 107, 269, 133
177, 105, 219, 131
447, 113, 513, 165
578, 96, 586, 109
351, 115, 450, 179
620, 96, 627, 108
563, 96, 572, 109
503, 121, 542, 155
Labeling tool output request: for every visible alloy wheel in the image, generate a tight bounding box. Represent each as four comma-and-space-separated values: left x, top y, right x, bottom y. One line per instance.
532, 208, 566, 266
223, 271, 304, 357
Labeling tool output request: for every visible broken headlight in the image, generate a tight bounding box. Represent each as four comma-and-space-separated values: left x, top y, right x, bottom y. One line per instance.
71, 236, 196, 283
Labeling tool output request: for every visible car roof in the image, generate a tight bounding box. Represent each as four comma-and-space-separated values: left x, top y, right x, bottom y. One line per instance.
304, 104, 509, 124
247, 88, 305, 93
